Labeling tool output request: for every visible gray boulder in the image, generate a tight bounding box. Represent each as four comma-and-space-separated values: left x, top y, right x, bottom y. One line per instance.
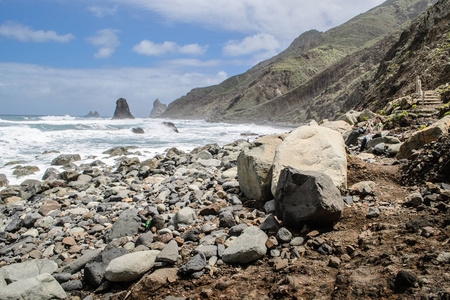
156, 240, 179, 264
237, 134, 285, 202
0, 273, 66, 300
222, 226, 268, 264
51, 154, 81, 166
397, 115, 450, 159
275, 167, 343, 227
104, 250, 159, 282
174, 207, 196, 229
0, 258, 58, 282
105, 213, 141, 242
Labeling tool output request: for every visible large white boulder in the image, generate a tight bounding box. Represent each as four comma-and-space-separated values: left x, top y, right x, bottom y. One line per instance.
271, 125, 347, 195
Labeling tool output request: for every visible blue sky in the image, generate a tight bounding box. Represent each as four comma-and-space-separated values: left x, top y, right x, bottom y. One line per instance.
0, 0, 384, 117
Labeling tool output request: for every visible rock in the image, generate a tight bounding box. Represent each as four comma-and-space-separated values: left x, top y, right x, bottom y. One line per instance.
193, 245, 218, 259
83, 111, 100, 118
102, 146, 137, 157
131, 268, 178, 299
51, 154, 81, 166
228, 223, 248, 236
0, 273, 66, 300
135, 231, 154, 248
219, 210, 236, 228
84, 248, 128, 287
276, 227, 292, 243
0, 258, 58, 282
290, 237, 304, 246
174, 207, 196, 228
105, 213, 141, 242
366, 207, 380, 219
12, 165, 40, 177
357, 109, 376, 122
156, 240, 179, 264
60, 280, 83, 291
387, 143, 402, 156
344, 130, 360, 146
39, 199, 62, 216
263, 199, 276, 214
112, 97, 135, 119
149, 99, 167, 118
104, 250, 159, 282
163, 122, 179, 133
394, 270, 417, 291
61, 249, 101, 274
222, 226, 268, 264
237, 134, 285, 202
328, 256, 341, 268
397, 115, 450, 159
349, 181, 376, 196
275, 167, 343, 227
367, 136, 400, 149
320, 120, 352, 134
338, 110, 360, 125
0, 173, 8, 187
271, 125, 347, 196
179, 253, 206, 274
260, 214, 280, 234
132, 127, 145, 134
405, 192, 423, 207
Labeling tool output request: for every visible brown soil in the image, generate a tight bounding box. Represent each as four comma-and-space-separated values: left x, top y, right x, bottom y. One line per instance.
112, 155, 449, 300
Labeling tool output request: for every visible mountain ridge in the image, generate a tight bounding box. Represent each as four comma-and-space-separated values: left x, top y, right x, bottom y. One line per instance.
160, 0, 438, 123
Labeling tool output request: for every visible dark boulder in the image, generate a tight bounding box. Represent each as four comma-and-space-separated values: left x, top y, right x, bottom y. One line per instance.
132, 127, 144, 134
275, 167, 343, 228
163, 122, 179, 133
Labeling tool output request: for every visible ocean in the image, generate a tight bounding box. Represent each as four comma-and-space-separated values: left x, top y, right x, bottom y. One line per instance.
0, 115, 293, 186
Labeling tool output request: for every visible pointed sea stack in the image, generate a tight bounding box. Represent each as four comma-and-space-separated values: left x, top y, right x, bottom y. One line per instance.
149, 99, 167, 118
112, 98, 135, 120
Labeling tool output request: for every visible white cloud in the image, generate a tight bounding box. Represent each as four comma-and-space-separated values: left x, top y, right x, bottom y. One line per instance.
223, 33, 280, 56
0, 21, 74, 43
179, 43, 208, 55
111, 0, 385, 43
87, 5, 118, 18
86, 29, 120, 58
0, 62, 228, 117
133, 40, 177, 56
160, 58, 221, 68
133, 40, 208, 56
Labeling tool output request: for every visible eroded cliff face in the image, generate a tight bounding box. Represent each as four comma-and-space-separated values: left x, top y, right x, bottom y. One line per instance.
161, 0, 438, 124
361, 0, 450, 111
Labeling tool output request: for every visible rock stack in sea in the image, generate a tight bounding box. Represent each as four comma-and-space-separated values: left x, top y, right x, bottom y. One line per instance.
112, 98, 135, 120
149, 99, 167, 118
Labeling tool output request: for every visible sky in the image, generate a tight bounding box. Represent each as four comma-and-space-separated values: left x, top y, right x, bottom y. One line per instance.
0, 0, 385, 117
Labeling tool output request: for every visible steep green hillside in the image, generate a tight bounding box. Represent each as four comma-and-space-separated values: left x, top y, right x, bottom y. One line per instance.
161, 0, 437, 123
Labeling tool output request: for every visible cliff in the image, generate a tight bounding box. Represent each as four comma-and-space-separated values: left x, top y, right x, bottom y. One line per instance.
161, 0, 438, 123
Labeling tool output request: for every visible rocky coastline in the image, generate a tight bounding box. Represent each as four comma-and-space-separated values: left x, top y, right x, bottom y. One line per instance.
0, 103, 449, 299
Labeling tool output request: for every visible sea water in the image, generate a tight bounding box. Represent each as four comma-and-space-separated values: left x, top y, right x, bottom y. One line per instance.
0, 115, 293, 186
